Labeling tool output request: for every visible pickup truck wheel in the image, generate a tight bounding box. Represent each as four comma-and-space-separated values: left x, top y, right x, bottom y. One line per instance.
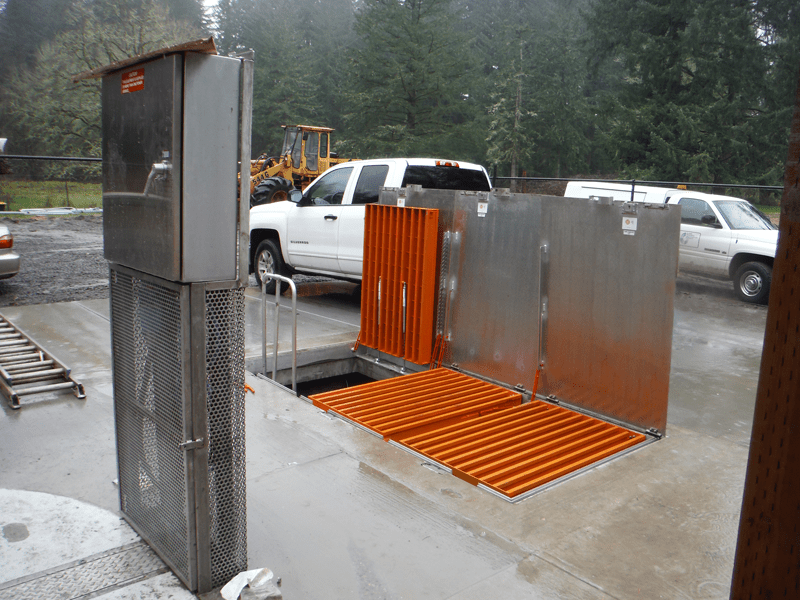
251, 177, 294, 208
255, 240, 289, 294
734, 262, 771, 304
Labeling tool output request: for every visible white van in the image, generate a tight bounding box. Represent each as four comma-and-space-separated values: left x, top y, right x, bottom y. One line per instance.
564, 181, 778, 304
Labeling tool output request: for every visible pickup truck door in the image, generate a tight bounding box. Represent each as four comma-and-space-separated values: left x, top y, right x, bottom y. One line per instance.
287, 166, 354, 272
674, 196, 732, 276
337, 163, 393, 275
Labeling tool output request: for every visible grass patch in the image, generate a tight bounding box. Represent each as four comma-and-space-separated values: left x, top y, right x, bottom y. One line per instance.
0, 180, 101, 210
754, 204, 780, 214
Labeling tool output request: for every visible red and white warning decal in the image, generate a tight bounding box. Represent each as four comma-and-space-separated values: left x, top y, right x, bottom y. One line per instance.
121, 69, 144, 94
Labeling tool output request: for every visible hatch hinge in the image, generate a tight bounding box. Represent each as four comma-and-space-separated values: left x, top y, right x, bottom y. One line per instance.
646, 428, 663, 439
546, 394, 560, 405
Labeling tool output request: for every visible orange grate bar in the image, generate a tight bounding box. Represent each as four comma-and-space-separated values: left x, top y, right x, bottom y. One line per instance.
398, 400, 646, 498
310, 368, 522, 440
311, 369, 647, 500
360, 205, 439, 365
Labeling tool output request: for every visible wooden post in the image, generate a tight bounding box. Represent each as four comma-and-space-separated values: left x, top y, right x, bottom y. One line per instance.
729, 63, 800, 599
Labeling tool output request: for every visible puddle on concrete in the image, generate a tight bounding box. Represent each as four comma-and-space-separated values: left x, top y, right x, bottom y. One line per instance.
2, 522, 30, 542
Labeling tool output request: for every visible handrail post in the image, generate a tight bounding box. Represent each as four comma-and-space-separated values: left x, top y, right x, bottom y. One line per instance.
261, 274, 298, 394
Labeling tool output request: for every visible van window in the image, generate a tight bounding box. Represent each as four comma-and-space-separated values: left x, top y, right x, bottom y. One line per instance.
678, 198, 717, 226
352, 165, 390, 205
402, 166, 490, 191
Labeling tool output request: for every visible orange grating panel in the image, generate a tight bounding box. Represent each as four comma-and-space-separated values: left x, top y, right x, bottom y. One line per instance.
397, 400, 646, 499
360, 204, 439, 365
310, 369, 647, 500
310, 368, 522, 440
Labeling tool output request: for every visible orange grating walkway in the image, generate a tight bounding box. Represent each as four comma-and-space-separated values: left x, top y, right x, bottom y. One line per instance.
309, 369, 647, 500
311, 368, 522, 440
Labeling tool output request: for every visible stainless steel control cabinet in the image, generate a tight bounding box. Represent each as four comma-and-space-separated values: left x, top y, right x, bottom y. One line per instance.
101, 49, 249, 594
102, 52, 240, 282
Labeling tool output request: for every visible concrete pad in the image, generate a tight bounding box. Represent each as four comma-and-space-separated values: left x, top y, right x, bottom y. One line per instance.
0, 489, 136, 582
244, 369, 747, 600
0, 489, 194, 599
0, 281, 767, 600
95, 573, 194, 599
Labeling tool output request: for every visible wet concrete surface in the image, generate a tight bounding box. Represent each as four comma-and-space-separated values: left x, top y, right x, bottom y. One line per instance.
0, 275, 766, 599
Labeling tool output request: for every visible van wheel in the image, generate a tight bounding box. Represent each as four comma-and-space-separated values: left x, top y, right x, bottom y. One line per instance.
255, 240, 290, 294
734, 262, 771, 304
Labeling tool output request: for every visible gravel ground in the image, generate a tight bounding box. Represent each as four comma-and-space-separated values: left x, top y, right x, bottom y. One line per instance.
0, 215, 330, 308
0, 215, 108, 307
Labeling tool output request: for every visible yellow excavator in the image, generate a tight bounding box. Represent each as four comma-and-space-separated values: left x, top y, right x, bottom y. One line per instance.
248, 125, 352, 207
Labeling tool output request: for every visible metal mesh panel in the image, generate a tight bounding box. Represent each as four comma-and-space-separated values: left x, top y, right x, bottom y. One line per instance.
110, 268, 190, 582
204, 287, 247, 587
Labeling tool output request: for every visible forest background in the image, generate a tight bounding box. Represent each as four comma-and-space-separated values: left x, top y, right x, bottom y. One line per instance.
0, 0, 798, 202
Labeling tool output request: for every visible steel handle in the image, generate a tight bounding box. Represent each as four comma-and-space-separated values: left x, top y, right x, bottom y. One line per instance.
324, 214, 338, 221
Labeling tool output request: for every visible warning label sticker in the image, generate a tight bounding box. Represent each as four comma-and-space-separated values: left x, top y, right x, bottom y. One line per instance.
121, 69, 144, 94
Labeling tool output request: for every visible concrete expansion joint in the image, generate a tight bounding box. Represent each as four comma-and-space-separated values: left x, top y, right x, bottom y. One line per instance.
0, 541, 168, 600
524, 551, 621, 599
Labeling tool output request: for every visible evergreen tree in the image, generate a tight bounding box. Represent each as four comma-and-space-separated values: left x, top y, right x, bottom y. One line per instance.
342, 0, 474, 157
585, 0, 773, 184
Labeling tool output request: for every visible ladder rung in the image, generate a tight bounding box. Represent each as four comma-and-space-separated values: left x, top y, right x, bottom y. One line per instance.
0, 352, 42, 362
4, 360, 55, 372
0, 345, 36, 356
0, 339, 29, 348
8, 368, 66, 382
15, 381, 78, 397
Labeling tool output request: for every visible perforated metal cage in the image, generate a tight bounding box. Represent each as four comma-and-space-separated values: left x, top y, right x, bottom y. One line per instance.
204, 287, 247, 587
109, 265, 246, 592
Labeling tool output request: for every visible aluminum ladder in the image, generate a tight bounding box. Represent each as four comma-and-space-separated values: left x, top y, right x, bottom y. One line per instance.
0, 314, 86, 409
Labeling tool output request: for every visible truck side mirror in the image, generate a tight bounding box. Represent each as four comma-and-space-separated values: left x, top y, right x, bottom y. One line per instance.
289, 189, 303, 204
701, 214, 722, 228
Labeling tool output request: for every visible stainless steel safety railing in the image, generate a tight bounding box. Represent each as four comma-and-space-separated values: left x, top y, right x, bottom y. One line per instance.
261, 274, 298, 394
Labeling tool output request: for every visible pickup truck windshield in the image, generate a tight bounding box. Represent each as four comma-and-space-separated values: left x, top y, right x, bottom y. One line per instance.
402, 166, 490, 191
715, 200, 776, 230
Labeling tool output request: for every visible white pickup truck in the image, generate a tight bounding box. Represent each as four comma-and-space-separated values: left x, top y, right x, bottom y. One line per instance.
564, 181, 779, 303
249, 158, 492, 292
